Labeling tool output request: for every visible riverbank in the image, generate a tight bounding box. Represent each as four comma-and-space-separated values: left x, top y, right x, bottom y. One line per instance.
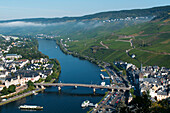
87, 91, 109, 113
44, 58, 61, 83
56, 39, 116, 112
0, 88, 44, 106
56, 40, 110, 69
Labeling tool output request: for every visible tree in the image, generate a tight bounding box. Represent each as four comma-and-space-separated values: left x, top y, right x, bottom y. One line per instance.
7, 58, 10, 60
45, 76, 52, 82
0, 80, 2, 84
8, 85, 16, 93
130, 88, 136, 98
1, 87, 9, 95
111, 63, 120, 72
16, 66, 20, 70
130, 88, 134, 94
11, 72, 15, 77
27, 80, 34, 87
117, 101, 131, 113
123, 69, 127, 76
130, 91, 151, 113
150, 97, 170, 113
27, 80, 35, 90
55, 59, 60, 65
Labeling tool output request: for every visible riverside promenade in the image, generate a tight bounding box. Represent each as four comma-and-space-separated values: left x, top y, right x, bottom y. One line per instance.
0, 88, 43, 106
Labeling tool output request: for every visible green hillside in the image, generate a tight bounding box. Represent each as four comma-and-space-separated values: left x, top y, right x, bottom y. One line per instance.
0, 5, 170, 68
65, 13, 170, 68
0, 17, 150, 39
0, 5, 169, 39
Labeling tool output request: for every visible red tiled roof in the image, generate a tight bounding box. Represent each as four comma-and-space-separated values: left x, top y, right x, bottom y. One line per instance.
17, 59, 28, 62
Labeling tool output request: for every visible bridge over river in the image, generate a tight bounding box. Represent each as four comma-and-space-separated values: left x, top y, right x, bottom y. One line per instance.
34, 83, 130, 92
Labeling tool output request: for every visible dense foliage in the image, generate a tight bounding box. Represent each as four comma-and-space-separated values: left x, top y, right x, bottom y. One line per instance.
45, 59, 61, 82
27, 80, 35, 90
118, 95, 170, 113
1, 85, 16, 95
8, 38, 49, 60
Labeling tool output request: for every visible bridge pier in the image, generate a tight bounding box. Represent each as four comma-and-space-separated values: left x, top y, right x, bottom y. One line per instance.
93, 88, 96, 93
41, 85, 45, 89
36, 85, 39, 89
58, 86, 61, 91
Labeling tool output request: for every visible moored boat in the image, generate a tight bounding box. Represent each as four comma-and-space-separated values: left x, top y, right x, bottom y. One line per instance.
100, 69, 106, 72
32, 91, 38, 95
19, 105, 43, 110
81, 100, 90, 107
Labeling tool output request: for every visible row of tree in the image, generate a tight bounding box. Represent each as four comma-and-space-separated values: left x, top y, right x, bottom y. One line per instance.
1, 85, 16, 95
45, 59, 61, 82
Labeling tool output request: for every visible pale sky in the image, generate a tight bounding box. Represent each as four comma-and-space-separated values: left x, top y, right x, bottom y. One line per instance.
0, 0, 170, 20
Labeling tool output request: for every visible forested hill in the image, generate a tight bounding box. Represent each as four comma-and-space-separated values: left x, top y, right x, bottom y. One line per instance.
0, 5, 170, 24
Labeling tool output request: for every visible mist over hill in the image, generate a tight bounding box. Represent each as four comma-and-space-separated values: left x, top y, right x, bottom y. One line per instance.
0, 5, 169, 24
0, 5, 170, 67
0, 5, 169, 40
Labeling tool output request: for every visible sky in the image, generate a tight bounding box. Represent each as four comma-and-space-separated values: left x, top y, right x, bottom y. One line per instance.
0, 0, 170, 20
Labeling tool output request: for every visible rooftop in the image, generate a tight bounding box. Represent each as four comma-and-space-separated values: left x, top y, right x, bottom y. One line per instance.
6, 54, 18, 56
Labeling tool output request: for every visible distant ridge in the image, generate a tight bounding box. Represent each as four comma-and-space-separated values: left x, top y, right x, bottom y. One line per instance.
0, 5, 170, 24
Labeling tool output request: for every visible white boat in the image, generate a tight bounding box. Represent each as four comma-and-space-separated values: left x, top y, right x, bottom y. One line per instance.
19, 105, 43, 110
56, 46, 57, 48
81, 100, 90, 107
2, 99, 7, 102
34, 92, 38, 95
32, 91, 38, 95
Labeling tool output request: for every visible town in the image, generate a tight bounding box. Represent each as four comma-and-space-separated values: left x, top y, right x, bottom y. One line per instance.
0, 34, 60, 104
85, 61, 170, 112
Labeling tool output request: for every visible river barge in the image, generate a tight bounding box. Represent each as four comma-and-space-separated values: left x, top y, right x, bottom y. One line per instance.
19, 105, 43, 110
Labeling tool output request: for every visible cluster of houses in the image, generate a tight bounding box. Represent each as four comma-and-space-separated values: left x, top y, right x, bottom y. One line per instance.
1, 35, 19, 41
0, 55, 54, 89
113, 61, 170, 101
36, 34, 60, 39
0, 36, 54, 92
101, 16, 153, 23
0, 35, 26, 55
0, 44, 12, 54
139, 66, 170, 101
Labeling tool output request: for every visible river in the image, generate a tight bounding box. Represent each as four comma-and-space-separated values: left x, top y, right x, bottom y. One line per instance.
0, 39, 110, 113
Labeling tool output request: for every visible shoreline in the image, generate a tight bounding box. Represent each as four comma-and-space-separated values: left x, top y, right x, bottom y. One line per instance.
55, 39, 114, 112
56, 40, 110, 69
37, 38, 120, 112
0, 88, 44, 106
